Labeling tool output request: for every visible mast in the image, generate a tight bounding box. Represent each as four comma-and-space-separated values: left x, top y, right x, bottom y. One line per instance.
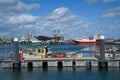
53, 29, 60, 43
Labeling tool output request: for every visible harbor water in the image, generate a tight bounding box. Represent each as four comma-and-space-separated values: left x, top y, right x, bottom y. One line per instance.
0, 44, 120, 80
0, 67, 120, 80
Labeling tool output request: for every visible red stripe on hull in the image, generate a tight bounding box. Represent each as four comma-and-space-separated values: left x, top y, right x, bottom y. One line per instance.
73, 41, 99, 45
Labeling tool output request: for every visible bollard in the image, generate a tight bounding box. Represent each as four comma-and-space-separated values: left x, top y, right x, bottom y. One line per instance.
98, 35, 108, 68
13, 38, 19, 62
13, 38, 21, 69
99, 35, 105, 61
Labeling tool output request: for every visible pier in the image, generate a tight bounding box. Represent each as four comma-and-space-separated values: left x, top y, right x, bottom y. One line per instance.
2, 57, 120, 68
2, 35, 120, 69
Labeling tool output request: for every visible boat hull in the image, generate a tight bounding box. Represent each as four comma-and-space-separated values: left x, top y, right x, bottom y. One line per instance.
73, 40, 99, 45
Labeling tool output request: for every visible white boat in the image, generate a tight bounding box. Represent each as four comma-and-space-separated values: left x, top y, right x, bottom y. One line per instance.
30, 38, 41, 44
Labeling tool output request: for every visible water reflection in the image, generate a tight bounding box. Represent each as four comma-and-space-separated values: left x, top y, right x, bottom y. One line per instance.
57, 67, 63, 73
1, 67, 120, 80
98, 68, 108, 80
27, 67, 33, 72
42, 67, 48, 73
6, 68, 25, 80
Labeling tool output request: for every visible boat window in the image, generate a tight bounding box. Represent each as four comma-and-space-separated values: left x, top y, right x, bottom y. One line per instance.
89, 37, 93, 40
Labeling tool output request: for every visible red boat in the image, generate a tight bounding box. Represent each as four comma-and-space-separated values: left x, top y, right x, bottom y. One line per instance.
72, 35, 99, 45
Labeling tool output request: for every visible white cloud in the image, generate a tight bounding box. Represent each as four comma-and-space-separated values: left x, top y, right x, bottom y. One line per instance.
0, 0, 40, 26
8, 7, 93, 38
14, 2, 40, 12
46, 7, 79, 23
101, 6, 120, 19
100, 21, 120, 38
86, 0, 99, 4
0, 0, 18, 5
86, 0, 120, 4
0, 0, 40, 38
38, 7, 94, 38
46, 7, 69, 20
102, 0, 119, 3
0, 0, 40, 15
7, 14, 40, 24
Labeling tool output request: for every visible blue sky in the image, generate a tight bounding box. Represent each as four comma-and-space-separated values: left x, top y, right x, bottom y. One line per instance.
0, 0, 120, 39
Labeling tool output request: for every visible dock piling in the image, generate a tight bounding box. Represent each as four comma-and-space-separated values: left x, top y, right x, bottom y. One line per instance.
13, 38, 21, 69
86, 61, 91, 69
28, 62, 33, 69
42, 62, 48, 68
58, 61, 63, 68
72, 61, 76, 68
98, 35, 108, 68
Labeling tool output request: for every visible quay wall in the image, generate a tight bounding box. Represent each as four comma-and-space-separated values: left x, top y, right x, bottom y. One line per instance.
2, 60, 120, 68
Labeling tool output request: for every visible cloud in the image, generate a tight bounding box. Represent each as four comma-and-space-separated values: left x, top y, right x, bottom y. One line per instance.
0, 0, 40, 25
14, 2, 40, 12
0, 0, 40, 37
86, 0, 99, 4
39, 7, 94, 38
101, 6, 120, 19
0, 0, 18, 5
1, 5, 119, 38
0, 0, 40, 15
100, 21, 120, 38
0, 3, 93, 38
7, 14, 40, 25
102, 0, 120, 3
46, 7, 80, 23
4, 7, 93, 38
46, 7, 69, 20
86, 0, 120, 4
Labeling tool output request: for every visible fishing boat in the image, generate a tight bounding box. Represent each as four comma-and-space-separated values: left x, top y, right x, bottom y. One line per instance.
72, 35, 99, 45
19, 32, 42, 44
19, 38, 41, 44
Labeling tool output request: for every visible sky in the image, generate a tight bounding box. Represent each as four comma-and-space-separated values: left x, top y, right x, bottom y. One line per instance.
0, 0, 120, 39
